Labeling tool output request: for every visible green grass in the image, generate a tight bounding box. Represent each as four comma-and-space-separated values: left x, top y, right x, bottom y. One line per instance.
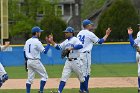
0, 88, 137, 93
5, 63, 137, 79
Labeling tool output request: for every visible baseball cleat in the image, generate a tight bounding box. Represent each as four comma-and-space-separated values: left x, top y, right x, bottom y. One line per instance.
0, 79, 3, 87
79, 90, 83, 93
0, 82, 2, 87
38, 91, 43, 93
50, 91, 59, 93
79, 90, 88, 93
138, 89, 140, 93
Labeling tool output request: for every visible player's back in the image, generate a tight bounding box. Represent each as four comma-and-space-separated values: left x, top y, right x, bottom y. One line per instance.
77, 29, 99, 52
24, 38, 42, 59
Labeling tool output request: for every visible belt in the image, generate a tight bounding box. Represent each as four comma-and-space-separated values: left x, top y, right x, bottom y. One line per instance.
68, 58, 77, 61
83, 51, 90, 53
28, 58, 40, 60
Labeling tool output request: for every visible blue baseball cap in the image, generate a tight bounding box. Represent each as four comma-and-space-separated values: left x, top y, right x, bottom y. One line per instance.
64, 27, 74, 33
82, 19, 93, 27
31, 26, 44, 33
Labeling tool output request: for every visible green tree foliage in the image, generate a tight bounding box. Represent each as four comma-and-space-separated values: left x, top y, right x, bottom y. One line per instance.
9, 0, 35, 39
9, 0, 66, 42
95, 0, 140, 41
40, 15, 66, 42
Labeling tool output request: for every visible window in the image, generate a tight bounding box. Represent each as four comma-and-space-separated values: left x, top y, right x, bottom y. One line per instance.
55, 5, 64, 16
75, 4, 79, 16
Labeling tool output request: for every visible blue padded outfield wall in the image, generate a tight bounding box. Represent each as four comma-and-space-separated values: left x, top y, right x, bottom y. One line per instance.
0, 44, 136, 66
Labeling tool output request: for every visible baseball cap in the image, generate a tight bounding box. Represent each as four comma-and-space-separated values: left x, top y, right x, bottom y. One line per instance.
64, 27, 74, 33
31, 26, 44, 33
82, 19, 93, 27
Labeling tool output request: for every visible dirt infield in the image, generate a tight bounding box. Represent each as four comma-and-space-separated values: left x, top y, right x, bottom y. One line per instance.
1, 77, 137, 89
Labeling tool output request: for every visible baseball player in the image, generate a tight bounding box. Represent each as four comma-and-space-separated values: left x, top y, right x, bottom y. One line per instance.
127, 24, 140, 93
49, 27, 87, 93
24, 26, 50, 93
0, 41, 10, 87
77, 19, 111, 92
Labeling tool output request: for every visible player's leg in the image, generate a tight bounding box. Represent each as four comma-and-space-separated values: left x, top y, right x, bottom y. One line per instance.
0, 62, 8, 87
57, 60, 72, 93
79, 52, 90, 92
138, 63, 140, 92
72, 59, 88, 92
34, 60, 48, 93
136, 53, 140, 93
26, 60, 35, 93
26, 69, 35, 93
86, 52, 91, 90
79, 53, 86, 92
138, 63, 140, 93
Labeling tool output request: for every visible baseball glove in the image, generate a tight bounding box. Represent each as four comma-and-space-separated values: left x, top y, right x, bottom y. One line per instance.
61, 49, 70, 59
134, 45, 140, 53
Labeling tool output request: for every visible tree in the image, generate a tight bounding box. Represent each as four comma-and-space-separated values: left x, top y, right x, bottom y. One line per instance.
95, 0, 140, 41
40, 15, 66, 43
9, 0, 66, 43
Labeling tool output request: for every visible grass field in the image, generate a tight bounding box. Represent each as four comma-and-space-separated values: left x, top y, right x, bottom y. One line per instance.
0, 88, 137, 93
5, 63, 137, 79
2, 63, 138, 93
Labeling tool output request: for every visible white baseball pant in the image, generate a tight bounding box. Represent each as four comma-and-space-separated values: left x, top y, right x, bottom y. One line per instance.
26, 59, 48, 84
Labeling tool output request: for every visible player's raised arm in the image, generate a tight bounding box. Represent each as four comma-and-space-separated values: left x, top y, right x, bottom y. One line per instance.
103, 28, 111, 41
48, 35, 55, 46
42, 36, 51, 54
98, 28, 111, 44
127, 27, 135, 46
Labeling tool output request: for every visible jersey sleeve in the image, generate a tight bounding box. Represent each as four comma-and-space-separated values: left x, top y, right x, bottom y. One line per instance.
36, 41, 45, 52
55, 40, 66, 50
134, 32, 140, 44
89, 32, 99, 43
73, 37, 83, 50
0, 46, 5, 51
134, 37, 140, 44
74, 37, 82, 45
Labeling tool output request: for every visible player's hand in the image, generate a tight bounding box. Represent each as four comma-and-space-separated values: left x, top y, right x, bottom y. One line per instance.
106, 28, 111, 36
45, 36, 51, 44
5, 41, 10, 46
127, 27, 133, 35
48, 35, 54, 43
67, 47, 73, 51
